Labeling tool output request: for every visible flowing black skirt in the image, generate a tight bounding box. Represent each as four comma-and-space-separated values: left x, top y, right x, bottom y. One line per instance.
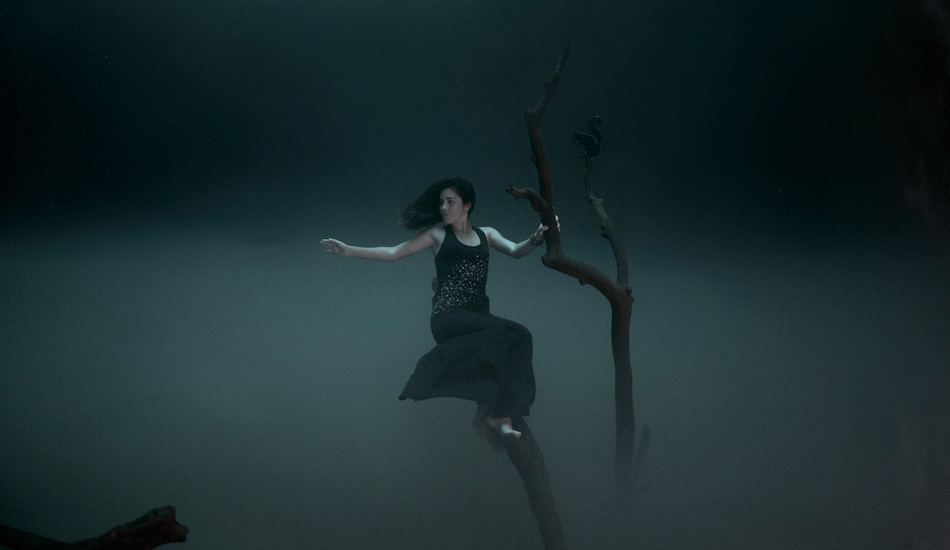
398, 309, 536, 418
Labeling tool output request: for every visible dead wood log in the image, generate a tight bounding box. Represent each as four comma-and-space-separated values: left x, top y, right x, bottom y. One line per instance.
0, 506, 188, 550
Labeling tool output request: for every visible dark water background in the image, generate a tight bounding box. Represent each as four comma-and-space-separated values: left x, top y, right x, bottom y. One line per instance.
2, 1, 949, 548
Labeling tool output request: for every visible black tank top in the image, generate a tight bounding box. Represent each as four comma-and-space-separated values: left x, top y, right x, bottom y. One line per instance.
432, 225, 490, 316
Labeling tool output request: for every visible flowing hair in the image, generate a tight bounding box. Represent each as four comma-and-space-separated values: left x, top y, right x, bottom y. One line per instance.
399, 177, 476, 230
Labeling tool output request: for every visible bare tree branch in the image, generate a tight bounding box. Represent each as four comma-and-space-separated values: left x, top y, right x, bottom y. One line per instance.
519, 44, 570, 247
583, 156, 630, 289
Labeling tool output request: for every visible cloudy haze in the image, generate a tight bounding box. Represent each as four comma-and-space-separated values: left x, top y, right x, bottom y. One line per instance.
2, 1, 948, 549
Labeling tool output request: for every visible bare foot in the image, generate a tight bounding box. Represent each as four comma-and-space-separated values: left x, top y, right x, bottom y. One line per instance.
473, 405, 504, 451
487, 417, 522, 439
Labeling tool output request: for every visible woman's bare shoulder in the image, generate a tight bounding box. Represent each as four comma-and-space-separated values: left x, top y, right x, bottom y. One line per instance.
422, 224, 447, 248
424, 224, 446, 239
478, 226, 500, 243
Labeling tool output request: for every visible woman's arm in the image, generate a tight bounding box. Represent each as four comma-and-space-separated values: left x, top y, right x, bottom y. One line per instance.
322, 226, 443, 261
482, 224, 549, 259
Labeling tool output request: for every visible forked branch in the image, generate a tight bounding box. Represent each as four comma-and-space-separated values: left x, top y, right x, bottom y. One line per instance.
507, 47, 642, 493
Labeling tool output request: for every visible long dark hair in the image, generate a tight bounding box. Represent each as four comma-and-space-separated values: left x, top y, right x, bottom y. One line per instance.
399, 177, 476, 230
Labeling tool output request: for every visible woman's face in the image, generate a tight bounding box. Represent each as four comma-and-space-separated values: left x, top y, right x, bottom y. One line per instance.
439, 187, 470, 225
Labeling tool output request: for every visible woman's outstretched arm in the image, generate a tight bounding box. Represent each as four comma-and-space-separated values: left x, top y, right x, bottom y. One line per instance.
482, 222, 552, 259
321, 226, 442, 262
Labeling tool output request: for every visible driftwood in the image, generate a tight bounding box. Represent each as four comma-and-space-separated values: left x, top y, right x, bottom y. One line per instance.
508, 45, 647, 493
0, 506, 188, 550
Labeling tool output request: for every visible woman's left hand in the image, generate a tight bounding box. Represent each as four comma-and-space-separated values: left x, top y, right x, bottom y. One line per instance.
532, 215, 560, 244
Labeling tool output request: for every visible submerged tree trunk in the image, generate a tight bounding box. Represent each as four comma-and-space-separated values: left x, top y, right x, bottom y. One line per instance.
0, 506, 188, 550
508, 45, 645, 494
502, 418, 566, 550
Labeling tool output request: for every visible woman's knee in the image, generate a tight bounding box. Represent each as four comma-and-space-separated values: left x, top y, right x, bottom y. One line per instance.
499, 321, 532, 346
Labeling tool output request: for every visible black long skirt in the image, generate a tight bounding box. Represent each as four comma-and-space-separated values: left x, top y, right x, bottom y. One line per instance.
398, 309, 536, 418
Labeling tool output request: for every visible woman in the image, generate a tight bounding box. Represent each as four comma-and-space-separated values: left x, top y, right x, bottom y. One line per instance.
321, 177, 550, 448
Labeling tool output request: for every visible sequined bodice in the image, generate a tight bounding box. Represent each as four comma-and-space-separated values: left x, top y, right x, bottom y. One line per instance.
431, 226, 489, 316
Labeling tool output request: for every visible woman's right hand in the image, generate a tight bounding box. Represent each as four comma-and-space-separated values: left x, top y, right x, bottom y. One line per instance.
321, 238, 348, 256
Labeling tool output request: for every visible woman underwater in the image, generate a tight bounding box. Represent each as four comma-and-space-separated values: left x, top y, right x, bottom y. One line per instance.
321, 177, 550, 448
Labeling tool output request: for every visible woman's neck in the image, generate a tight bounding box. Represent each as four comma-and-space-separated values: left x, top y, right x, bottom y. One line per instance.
449, 220, 472, 235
